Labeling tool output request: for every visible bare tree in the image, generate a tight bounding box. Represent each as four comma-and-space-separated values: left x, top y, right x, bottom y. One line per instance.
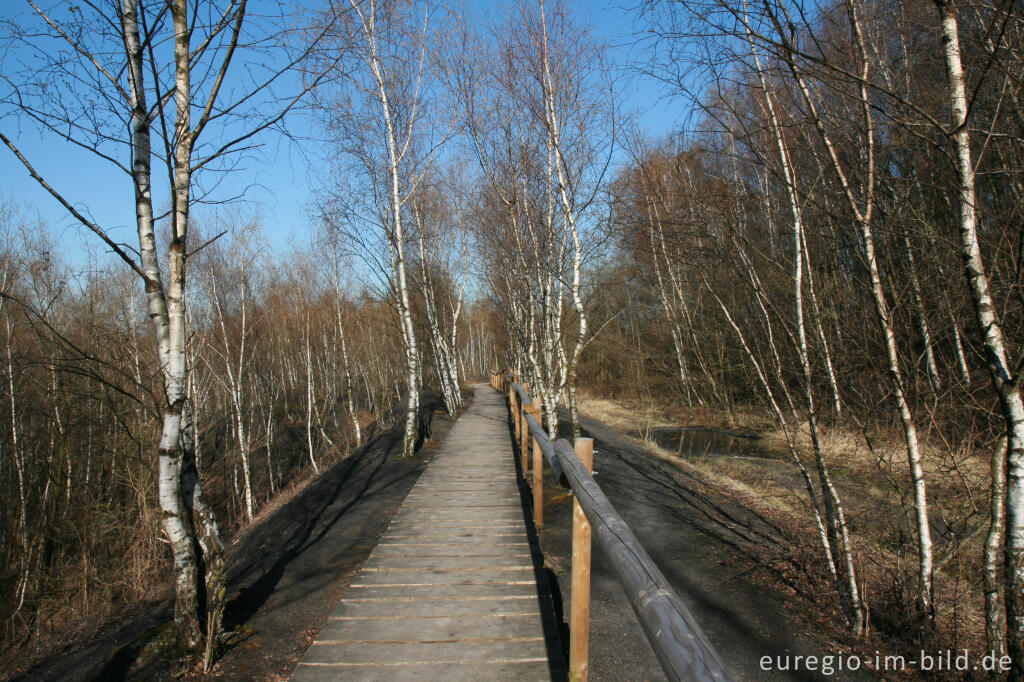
0, 0, 330, 660
450, 0, 612, 437
933, 1, 1024, 671
313, 0, 451, 458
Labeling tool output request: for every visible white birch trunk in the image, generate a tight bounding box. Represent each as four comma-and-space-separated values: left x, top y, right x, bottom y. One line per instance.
702, 274, 836, 579
934, 2, 1024, 671
988, 437, 1009, 658
210, 273, 254, 521
305, 312, 319, 474
353, 0, 421, 458
902, 233, 942, 393
539, 5, 586, 438
765, 1, 932, 618
124, 0, 202, 651
339, 311, 361, 447
742, 19, 867, 629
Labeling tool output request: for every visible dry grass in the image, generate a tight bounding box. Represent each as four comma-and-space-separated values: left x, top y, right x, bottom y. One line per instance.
577, 393, 990, 667
579, 392, 771, 433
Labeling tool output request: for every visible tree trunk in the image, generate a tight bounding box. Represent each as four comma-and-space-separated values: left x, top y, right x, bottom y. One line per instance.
354, 0, 422, 458
158, 409, 202, 651
305, 313, 319, 474
988, 437, 1009, 658
902, 232, 942, 393
934, 2, 1024, 673
769, 1, 932, 619
180, 401, 227, 671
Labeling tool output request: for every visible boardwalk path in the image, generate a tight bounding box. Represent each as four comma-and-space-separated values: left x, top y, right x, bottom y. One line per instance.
291, 384, 564, 681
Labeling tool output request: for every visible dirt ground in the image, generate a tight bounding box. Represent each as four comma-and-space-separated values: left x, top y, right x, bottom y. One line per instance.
14, 387, 881, 681
531, 408, 872, 681
11, 393, 451, 682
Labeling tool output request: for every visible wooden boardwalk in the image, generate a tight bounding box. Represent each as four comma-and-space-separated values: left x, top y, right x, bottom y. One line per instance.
291, 384, 564, 681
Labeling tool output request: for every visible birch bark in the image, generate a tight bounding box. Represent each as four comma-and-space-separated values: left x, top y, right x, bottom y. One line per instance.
934, 1, 1024, 672
350, 0, 424, 458
758, 0, 933, 619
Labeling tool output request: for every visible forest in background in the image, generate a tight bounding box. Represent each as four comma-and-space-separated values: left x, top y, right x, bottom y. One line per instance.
0, 203, 496, 660
3, 0, 1024, 677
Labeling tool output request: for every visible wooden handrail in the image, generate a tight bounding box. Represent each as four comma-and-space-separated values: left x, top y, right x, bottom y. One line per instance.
492, 371, 733, 682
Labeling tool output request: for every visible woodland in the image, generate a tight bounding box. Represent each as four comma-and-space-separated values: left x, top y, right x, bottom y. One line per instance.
2, 0, 1024, 678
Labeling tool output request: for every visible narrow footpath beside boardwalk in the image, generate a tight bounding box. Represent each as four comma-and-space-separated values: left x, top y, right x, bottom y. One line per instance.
291, 384, 564, 681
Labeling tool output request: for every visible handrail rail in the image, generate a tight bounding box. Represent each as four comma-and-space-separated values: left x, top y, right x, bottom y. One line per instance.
492, 370, 732, 682
524, 411, 566, 485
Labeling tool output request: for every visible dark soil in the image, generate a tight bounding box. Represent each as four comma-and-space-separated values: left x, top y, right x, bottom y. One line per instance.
12, 392, 452, 682
15, 388, 876, 681
530, 409, 871, 681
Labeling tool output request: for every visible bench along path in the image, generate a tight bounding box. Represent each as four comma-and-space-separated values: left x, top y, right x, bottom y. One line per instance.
291, 385, 564, 681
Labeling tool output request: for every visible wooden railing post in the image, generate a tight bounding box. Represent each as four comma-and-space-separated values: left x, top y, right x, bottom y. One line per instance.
507, 375, 516, 435
513, 373, 521, 442
532, 397, 544, 527
513, 390, 521, 441
493, 371, 729, 680
520, 383, 531, 471
570, 437, 594, 682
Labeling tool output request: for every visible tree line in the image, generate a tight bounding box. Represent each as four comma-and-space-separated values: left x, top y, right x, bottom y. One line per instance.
0, 207, 492, 664
603, 0, 1024, 670
4, 0, 1024, 677
0, 0, 491, 669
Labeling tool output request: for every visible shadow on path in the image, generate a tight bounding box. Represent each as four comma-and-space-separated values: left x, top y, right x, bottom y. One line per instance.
18, 394, 448, 682
510, 403, 867, 681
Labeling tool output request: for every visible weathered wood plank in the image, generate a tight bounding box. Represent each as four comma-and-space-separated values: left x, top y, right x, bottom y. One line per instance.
315, 613, 547, 641
291, 659, 553, 682
291, 384, 563, 681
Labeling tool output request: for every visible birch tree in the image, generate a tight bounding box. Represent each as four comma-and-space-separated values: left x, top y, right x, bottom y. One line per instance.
642, 0, 935, 625
450, 0, 612, 436
200, 221, 265, 521
0, 0, 327, 661
313, 0, 450, 458
412, 186, 466, 414
932, 1, 1024, 671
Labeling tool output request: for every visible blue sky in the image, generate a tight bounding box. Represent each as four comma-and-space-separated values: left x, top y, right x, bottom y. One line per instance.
0, 1, 681, 268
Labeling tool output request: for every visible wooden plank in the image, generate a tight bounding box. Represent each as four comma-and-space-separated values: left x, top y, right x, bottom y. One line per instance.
345, 582, 537, 594
328, 595, 546, 618
361, 549, 533, 567
371, 543, 532, 557
315, 613, 547, 641
300, 639, 550, 665
291, 384, 562, 681
292, 659, 553, 682
351, 568, 537, 587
